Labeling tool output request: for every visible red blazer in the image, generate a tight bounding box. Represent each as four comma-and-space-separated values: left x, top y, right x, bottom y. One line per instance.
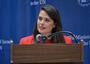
20, 35, 72, 45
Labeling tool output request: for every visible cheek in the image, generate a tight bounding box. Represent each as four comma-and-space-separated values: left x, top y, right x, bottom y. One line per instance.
37, 21, 39, 28
37, 20, 39, 25
46, 24, 54, 31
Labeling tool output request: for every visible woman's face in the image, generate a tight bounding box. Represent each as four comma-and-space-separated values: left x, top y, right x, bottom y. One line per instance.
37, 10, 55, 36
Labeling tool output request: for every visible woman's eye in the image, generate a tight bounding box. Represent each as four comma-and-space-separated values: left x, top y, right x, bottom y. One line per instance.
38, 17, 42, 21
45, 18, 49, 22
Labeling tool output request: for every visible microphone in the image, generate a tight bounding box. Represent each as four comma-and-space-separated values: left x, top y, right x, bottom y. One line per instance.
36, 34, 47, 43
48, 31, 78, 43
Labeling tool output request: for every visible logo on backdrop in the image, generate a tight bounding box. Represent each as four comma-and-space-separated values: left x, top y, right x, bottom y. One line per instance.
77, 0, 90, 7
75, 35, 90, 46
30, 0, 46, 6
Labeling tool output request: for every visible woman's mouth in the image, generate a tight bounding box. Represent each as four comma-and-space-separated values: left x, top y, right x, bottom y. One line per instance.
39, 26, 46, 30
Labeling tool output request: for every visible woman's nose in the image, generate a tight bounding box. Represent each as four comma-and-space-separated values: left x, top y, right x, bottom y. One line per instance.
40, 20, 44, 24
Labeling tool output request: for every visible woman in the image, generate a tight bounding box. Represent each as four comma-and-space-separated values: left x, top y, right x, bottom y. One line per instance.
20, 5, 72, 45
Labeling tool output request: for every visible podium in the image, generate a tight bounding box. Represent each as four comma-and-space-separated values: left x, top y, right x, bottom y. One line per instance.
12, 43, 83, 64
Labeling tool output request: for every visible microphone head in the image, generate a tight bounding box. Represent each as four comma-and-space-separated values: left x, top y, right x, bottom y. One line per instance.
36, 34, 47, 43
36, 34, 42, 42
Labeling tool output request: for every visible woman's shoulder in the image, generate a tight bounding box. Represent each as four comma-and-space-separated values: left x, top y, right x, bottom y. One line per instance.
20, 35, 34, 45
64, 35, 72, 44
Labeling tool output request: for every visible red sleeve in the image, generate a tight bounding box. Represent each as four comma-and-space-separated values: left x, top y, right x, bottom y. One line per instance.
20, 35, 34, 45
64, 36, 72, 44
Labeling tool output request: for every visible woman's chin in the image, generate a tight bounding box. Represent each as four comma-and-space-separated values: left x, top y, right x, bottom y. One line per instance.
39, 31, 46, 34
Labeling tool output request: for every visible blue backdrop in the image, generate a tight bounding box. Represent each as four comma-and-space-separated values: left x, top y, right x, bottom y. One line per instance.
0, 0, 90, 64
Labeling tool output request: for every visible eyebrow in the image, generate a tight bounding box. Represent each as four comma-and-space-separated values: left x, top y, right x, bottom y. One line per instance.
39, 16, 50, 19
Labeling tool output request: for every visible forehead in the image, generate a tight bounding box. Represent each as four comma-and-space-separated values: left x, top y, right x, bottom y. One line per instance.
38, 10, 54, 22
39, 10, 49, 17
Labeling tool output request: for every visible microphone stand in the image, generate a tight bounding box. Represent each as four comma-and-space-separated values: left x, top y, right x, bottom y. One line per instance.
48, 31, 78, 43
